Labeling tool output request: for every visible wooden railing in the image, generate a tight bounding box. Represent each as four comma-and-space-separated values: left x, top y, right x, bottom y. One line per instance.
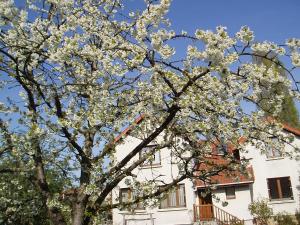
193, 204, 214, 222
213, 205, 244, 225
193, 204, 244, 225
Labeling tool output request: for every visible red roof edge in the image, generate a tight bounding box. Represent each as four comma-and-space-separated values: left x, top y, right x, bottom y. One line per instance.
114, 114, 145, 143
283, 123, 300, 136
266, 116, 300, 137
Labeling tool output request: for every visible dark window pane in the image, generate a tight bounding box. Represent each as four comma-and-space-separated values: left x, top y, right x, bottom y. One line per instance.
225, 187, 236, 199
280, 177, 293, 199
233, 150, 240, 161
268, 177, 293, 200
268, 178, 279, 200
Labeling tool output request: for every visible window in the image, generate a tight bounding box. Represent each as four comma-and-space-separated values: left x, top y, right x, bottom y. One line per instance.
267, 177, 293, 201
266, 139, 283, 159
139, 147, 161, 166
160, 184, 186, 208
119, 188, 144, 210
225, 186, 236, 199
233, 150, 240, 161
216, 144, 227, 155
266, 146, 282, 159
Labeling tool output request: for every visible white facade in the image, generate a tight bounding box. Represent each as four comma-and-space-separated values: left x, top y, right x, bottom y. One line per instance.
244, 132, 300, 215
211, 185, 253, 221
112, 131, 300, 225
112, 135, 196, 225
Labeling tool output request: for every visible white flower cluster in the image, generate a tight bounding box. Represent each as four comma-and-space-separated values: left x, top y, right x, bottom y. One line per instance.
236, 26, 254, 43
286, 38, 300, 67
251, 41, 285, 55
0, 0, 16, 26
135, 0, 171, 41
190, 26, 237, 67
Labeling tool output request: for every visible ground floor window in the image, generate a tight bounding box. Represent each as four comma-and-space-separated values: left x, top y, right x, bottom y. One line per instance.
267, 177, 293, 200
225, 186, 236, 199
119, 188, 145, 210
160, 184, 186, 208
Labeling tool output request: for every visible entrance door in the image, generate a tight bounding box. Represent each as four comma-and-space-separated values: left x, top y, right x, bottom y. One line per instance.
198, 191, 213, 220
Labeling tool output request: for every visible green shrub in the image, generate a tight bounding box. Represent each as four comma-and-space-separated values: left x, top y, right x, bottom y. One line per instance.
274, 212, 296, 225
295, 210, 300, 225
248, 199, 273, 225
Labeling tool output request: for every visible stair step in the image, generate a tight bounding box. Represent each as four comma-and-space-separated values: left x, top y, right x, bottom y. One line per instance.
194, 221, 218, 225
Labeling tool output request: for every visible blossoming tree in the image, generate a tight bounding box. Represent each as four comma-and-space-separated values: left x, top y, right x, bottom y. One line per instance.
0, 0, 300, 225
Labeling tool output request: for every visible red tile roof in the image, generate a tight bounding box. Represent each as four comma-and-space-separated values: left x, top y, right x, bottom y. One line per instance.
194, 163, 254, 188
283, 123, 300, 136
114, 115, 144, 143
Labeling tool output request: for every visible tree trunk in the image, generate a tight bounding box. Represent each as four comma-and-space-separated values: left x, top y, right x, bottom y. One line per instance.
48, 207, 68, 225
72, 194, 89, 225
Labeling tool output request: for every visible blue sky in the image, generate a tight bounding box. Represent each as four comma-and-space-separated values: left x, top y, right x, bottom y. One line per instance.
126, 0, 300, 42
167, 0, 300, 43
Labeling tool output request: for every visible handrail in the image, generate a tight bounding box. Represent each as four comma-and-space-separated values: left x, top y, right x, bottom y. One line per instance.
213, 205, 244, 225
193, 204, 244, 225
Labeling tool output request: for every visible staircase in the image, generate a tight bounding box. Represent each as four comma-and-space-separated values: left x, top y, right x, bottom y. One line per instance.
193, 204, 244, 225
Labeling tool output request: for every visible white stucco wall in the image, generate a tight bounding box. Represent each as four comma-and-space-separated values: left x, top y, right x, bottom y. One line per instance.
243, 133, 300, 215
212, 184, 253, 221
112, 135, 196, 225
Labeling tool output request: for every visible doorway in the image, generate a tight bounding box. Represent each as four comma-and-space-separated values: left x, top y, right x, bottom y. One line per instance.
198, 190, 214, 220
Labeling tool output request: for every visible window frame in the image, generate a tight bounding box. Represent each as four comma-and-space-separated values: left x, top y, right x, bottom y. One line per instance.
216, 144, 227, 155
267, 177, 293, 201
139, 146, 161, 167
265, 139, 283, 159
159, 184, 186, 209
266, 146, 283, 159
119, 188, 145, 210
225, 186, 236, 200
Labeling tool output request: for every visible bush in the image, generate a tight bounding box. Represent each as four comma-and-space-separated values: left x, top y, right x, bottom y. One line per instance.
274, 212, 297, 225
295, 210, 300, 225
248, 199, 273, 225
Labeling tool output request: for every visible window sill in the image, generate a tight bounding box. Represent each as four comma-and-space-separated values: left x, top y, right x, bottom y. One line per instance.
266, 157, 284, 161
226, 197, 236, 200
118, 210, 147, 214
157, 207, 188, 212
139, 165, 162, 169
268, 199, 295, 204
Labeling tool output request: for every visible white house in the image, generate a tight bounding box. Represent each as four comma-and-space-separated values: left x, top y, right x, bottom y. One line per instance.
111, 122, 300, 225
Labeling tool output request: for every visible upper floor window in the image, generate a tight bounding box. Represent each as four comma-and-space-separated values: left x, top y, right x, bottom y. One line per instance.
139, 147, 161, 166
266, 139, 283, 159
266, 146, 282, 159
216, 143, 227, 155
119, 188, 144, 210
267, 177, 293, 201
160, 184, 186, 208
233, 150, 240, 161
